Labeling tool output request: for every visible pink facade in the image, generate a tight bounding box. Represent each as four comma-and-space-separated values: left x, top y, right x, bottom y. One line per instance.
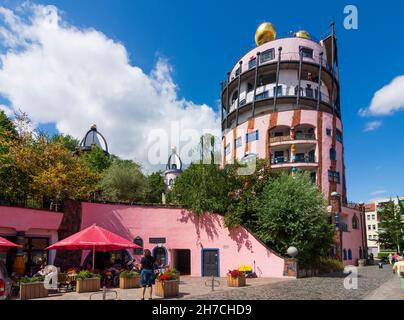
0, 206, 63, 264
79, 202, 286, 277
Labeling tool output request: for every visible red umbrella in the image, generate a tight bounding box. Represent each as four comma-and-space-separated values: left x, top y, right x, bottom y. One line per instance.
47, 224, 141, 271
0, 236, 21, 251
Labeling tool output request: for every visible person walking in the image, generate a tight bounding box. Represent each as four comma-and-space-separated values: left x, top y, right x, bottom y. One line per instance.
140, 249, 156, 300
388, 253, 393, 265
392, 256, 404, 297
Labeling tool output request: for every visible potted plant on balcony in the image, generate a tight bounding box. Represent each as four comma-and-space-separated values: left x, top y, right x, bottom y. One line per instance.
76, 271, 101, 293
227, 269, 246, 287
155, 271, 179, 298
119, 270, 140, 289
19, 275, 48, 300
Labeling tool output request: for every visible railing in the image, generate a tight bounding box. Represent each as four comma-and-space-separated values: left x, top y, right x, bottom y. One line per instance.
222, 50, 338, 87
270, 135, 291, 143
270, 155, 316, 165
270, 156, 289, 164
225, 83, 331, 113
295, 133, 316, 140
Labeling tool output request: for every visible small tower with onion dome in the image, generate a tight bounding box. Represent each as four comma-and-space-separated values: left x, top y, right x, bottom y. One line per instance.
79, 124, 109, 154
164, 146, 182, 189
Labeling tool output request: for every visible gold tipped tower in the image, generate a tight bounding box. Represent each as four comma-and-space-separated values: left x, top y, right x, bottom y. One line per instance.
255, 22, 276, 46
295, 30, 310, 39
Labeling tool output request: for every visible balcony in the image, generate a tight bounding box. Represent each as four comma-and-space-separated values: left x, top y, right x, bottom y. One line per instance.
270, 135, 291, 143
295, 132, 316, 140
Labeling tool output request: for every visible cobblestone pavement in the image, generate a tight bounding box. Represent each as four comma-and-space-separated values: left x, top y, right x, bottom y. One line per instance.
364, 274, 404, 300
182, 266, 396, 300
37, 276, 290, 300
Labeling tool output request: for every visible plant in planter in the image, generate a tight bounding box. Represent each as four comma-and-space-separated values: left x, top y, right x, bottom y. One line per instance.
166, 267, 181, 282
227, 269, 246, 287
155, 271, 179, 298
76, 271, 101, 293
119, 270, 140, 289
20, 275, 48, 300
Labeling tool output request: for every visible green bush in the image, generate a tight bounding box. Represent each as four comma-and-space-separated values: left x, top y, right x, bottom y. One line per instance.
317, 258, 344, 273
77, 271, 101, 280
20, 275, 45, 283
120, 270, 140, 278
377, 252, 391, 259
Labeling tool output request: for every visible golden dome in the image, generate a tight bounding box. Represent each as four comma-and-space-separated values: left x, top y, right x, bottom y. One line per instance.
255, 22, 276, 46
90, 123, 97, 130
295, 30, 310, 39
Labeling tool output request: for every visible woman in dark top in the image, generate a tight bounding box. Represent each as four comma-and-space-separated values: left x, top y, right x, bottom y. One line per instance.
140, 249, 156, 300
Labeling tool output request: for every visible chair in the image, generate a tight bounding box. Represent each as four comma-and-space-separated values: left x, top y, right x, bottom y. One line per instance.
58, 272, 72, 292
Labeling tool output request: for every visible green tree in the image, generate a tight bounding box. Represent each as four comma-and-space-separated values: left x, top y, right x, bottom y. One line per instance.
0, 110, 17, 138
99, 159, 146, 202
170, 163, 231, 215
256, 172, 333, 265
51, 134, 80, 152
83, 145, 113, 173
143, 171, 166, 204
224, 159, 278, 230
377, 199, 404, 253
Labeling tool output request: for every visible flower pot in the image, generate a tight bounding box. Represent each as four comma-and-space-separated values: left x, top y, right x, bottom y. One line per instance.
155, 280, 179, 298
119, 276, 141, 289
76, 278, 101, 293
358, 259, 366, 267
20, 282, 48, 300
227, 275, 246, 287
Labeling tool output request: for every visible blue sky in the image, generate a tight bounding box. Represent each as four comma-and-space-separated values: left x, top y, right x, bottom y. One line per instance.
1, 0, 404, 203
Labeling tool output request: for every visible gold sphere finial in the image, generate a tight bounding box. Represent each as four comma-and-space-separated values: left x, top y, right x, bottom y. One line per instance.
255, 22, 276, 46
295, 30, 311, 39
91, 123, 97, 130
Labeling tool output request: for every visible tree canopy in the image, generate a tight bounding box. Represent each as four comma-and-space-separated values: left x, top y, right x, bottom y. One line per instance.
377, 199, 404, 253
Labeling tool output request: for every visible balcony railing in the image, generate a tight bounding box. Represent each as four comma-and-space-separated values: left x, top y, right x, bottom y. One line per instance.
225, 83, 331, 113
295, 133, 316, 140
270, 155, 316, 165
270, 135, 291, 143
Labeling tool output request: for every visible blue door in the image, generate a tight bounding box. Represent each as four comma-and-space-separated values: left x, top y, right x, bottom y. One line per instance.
202, 249, 219, 277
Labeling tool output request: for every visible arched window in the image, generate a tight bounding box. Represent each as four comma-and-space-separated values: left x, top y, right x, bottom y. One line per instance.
330, 148, 336, 161
133, 236, 143, 255
343, 249, 347, 260
348, 249, 352, 260
352, 215, 359, 229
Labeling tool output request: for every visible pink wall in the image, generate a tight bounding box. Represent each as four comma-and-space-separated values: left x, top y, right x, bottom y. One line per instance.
80, 202, 286, 278
341, 206, 365, 265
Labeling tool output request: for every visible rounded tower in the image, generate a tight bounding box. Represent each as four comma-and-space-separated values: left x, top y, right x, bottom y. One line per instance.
164, 147, 183, 188
79, 124, 109, 154
220, 22, 346, 203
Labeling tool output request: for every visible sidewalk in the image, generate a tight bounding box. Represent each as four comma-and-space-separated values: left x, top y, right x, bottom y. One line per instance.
363, 276, 404, 300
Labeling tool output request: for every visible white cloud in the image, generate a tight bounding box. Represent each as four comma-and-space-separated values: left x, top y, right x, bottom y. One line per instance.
359, 75, 404, 116
0, 4, 220, 170
370, 190, 386, 196
363, 120, 382, 132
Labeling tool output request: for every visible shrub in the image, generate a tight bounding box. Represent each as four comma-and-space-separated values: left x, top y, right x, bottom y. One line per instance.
77, 271, 101, 280
317, 258, 344, 273
377, 252, 391, 259
120, 270, 140, 278
20, 275, 45, 283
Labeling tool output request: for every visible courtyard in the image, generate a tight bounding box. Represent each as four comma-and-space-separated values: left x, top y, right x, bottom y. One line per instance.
35, 265, 403, 300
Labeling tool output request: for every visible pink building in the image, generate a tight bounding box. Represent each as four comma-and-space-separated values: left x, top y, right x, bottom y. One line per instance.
220, 23, 367, 265
76, 202, 286, 277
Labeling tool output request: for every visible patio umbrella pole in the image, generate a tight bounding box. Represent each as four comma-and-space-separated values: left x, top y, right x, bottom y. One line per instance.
92, 244, 95, 272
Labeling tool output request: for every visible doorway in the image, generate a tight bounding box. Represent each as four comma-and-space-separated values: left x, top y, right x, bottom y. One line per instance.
202, 249, 219, 277
172, 249, 191, 275
153, 246, 168, 267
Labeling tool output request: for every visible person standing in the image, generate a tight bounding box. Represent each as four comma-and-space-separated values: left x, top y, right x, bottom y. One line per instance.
392, 257, 404, 296
140, 249, 156, 300
388, 253, 393, 265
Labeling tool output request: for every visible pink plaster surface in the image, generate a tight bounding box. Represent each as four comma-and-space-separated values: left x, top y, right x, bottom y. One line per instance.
80, 202, 286, 278
0, 206, 63, 232
341, 206, 365, 265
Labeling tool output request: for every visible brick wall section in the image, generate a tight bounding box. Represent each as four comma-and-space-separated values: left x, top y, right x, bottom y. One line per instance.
329, 115, 338, 197
232, 127, 237, 163
53, 199, 82, 268
316, 112, 323, 192
244, 118, 255, 155
291, 109, 301, 128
